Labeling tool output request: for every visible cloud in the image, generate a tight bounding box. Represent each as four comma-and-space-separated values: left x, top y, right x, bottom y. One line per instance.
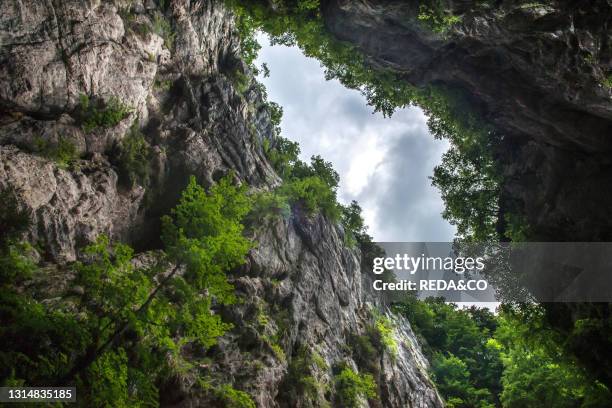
255, 37, 455, 242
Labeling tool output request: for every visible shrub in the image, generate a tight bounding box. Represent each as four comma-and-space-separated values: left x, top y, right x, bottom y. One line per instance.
229, 69, 251, 94
417, 3, 462, 35
33, 135, 79, 169
77, 94, 131, 132
117, 122, 151, 187
215, 385, 256, 408
280, 176, 340, 220
161, 175, 253, 304
349, 334, 378, 373
266, 136, 300, 179
374, 314, 398, 358
341, 200, 370, 247
263, 141, 341, 220
269, 342, 286, 362
283, 346, 329, 406
266, 101, 283, 135
504, 213, 530, 242
334, 365, 378, 407
248, 191, 291, 222
152, 14, 175, 50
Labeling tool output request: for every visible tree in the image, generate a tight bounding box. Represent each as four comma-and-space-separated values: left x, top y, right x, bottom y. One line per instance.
495, 305, 612, 408
1, 175, 254, 406
392, 297, 502, 407
229, 1, 503, 243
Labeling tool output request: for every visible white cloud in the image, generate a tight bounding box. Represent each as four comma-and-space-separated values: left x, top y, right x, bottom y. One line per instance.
255, 36, 456, 242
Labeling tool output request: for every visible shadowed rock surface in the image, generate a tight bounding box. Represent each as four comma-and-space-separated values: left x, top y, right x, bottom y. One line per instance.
323, 0, 612, 241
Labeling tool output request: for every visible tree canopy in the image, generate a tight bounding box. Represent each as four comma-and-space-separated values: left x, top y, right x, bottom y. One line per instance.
0, 175, 254, 406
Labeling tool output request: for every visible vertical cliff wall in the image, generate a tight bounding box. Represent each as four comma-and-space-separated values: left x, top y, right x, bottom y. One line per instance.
0, 1, 442, 406
321, 0, 612, 388
322, 0, 612, 241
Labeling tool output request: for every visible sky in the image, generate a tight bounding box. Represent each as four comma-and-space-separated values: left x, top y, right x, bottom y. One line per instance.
255, 37, 456, 242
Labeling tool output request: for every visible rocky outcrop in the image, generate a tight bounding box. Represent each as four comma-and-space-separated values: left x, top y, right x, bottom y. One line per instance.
181, 212, 442, 407
323, 0, 612, 240
0, 146, 143, 262
0, 0, 278, 256
0, 0, 442, 406
321, 0, 612, 389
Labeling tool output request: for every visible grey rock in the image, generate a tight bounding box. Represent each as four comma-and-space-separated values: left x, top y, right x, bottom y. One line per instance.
0, 145, 144, 262
0, 1, 443, 406
323, 0, 612, 241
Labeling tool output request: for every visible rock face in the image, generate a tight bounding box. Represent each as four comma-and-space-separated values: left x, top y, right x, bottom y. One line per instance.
321, 0, 612, 389
0, 0, 442, 406
323, 0, 612, 241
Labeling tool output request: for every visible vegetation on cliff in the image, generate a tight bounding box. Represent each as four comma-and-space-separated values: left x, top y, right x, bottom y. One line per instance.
228, 0, 505, 243
226, 1, 612, 407
0, 176, 254, 406
393, 297, 612, 408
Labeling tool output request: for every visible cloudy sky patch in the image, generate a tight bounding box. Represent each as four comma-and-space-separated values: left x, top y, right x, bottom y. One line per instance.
255, 37, 455, 242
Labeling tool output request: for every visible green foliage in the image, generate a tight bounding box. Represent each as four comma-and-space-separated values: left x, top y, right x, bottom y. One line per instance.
392, 296, 501, 407
248, 190, 291, 222
280, 175, 340, 219
215, 384, 256, 408
229, 3, 263, 65
117, 122, 151, 187
349, 333, 378, 372
374, 314, 398, 357
263, 136, 341, 220
417, 1, 462, 35
425, 85, 501, 242
283, 346, 329, 407
33, 135, 79, 169
256, 303, 270, 328
431, 353, 495, 408
393, 298, 612, 407
341, 200, 369, 247
230, 69, 251, 94
334, 365, 378, 407
151, 14, 175, 50
228, 1, 504, 242
503, 213, 530, 242
1, 175, 254, 406
86, 348, 131, 408
269, 341, 286, 362
266, 101, 283, 134
266, 136, 300, 179
603, 74, 612, 89
495, 305, 612, 408
162, 175, 252, 303
261, 62, 271, 78
77, 94, 132, 132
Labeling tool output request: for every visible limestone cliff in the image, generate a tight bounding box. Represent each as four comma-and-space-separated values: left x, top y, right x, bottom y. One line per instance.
321, 0, 612, 389
323, 0, 612, 241
0, 0, 442, 406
